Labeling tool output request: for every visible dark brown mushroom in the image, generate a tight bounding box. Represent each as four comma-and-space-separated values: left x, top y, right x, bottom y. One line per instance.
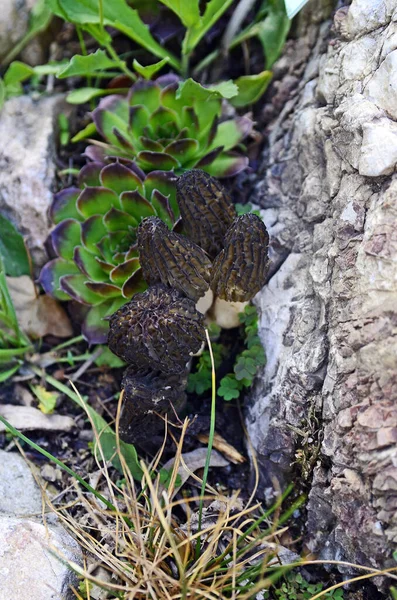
210, 213, 269, 302
137, 216, 212, 302
118, 366, 187, 445
176, 169, 236, 258
108, 284, 205, 374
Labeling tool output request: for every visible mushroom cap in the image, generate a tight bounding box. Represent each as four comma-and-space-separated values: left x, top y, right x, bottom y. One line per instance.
119, 365, 187, 444
211, 213, 269, 302
108, 284, 205, 373
176, 169, 236, 258
137, 216, 212, 302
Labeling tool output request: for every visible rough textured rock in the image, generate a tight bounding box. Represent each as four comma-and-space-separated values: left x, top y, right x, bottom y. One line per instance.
0, 450, 42, 516
0, 94, 67, 270
0, 451, 81, 599
0, 0, 37, 59
246, 0, 397, 573
0, 517, 81, 600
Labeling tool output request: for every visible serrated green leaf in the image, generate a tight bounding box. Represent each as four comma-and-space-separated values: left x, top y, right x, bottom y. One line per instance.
158, 0, 200, 28
258, 2, 291, 68
133, 57, 169, 80
0, 78, 5, 110
49, 0, 180, 70
58, 49, 116, 78
230, 71, 273, 108
0, 216, 30, 277
177, 78, 237, 102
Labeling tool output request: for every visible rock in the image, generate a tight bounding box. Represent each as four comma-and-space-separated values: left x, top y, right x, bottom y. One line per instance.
246, 0, 397, 577
0, 516, 81, 600
0, 450, 42, 516
0, 95, 67, 270
0, 405, 75, 433
359, 119, 397, 176
0, 0, 37, 59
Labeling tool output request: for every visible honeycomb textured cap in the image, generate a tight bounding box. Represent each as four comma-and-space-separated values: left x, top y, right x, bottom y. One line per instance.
176, 169, 236, 258
108, 284, 205, 373
137, 216, 212, 301
211, 213, 269, 302
119, 366, 187, 444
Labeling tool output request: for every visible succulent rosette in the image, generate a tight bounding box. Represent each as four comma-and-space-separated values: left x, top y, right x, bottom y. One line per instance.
39, 160, 178, 343
88, 76, 253, 178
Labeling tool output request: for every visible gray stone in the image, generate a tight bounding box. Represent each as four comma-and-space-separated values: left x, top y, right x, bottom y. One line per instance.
0, 450, 42, 516
0, 94, 67, 270
0, 0, 37, 59
0, 516, 81, 600
247, 0, 397, 576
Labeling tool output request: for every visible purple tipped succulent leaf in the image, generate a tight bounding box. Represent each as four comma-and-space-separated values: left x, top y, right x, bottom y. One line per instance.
84, 145, 106, 163
60, 274, 104, 305
81, 300, 119, 344
181, 106, 199, 136
151, 190, 174, 227
50, 219, 82, 261
103, 207, 138, 231
38, 258, 80, 301
137, 151, 179, 171
100, 162, 144, 196
204, 152, 249, 178
74, 246, 108, 281
91, 95, 130, 139
160, 83, 185, 118
120, 190, 156, 221
194, 146, 224, 168
149, 105, 178, 132
109, 258, 140, 285
50, 188, 82, 225
77, 187, 121, 218
129, 105, 150, 138
128, 80, 161, 113
139, 137, 163, 152
85, 282, 121, 298
164, 139, 199, 162
81, 215, 108, 254
144, 171, 178, 217
122, 268, 146, 298
78, 163, 103, 188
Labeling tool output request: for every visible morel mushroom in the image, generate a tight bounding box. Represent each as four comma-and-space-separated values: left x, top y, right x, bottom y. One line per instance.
176, 170, 236, 258
211, 213, 269, 302
119, 366, 188, 444
137, 216, 212, 302
108, 284, 205, 374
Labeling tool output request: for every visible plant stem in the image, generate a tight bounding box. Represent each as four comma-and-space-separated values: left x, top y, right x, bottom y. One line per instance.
196, 328, 216, 558
181, 53, 190, 78
105, 43, 136, 81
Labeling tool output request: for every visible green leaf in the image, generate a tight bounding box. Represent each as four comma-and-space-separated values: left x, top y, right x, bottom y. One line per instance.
4, 62, 34, 86
0, 215, 30, 277
71, 121, 97, 143
58, 49, 116, 78
208, 80, 238, 99
94, 345, 125, 368
30, 384, 58, 414
0, 78, 5, 110
50, 0, 180, 70
183, 0, 234, 55
234, 355, 257, 381
230, 71, 273, 108
218, 375, 241, 401
0, 363, 20, 383
158, 0, 200, 28
97, 431, 143, 480
132, 57, 169, 80
66, 87, 108, 104
257, 2, 291, 69
177, 78, 236, 102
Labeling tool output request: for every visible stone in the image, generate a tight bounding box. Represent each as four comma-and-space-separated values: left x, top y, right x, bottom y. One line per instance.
0, 0, 37, 59
358, 119, 397, 176
365, 49, 397, 120
0, 516, 81, 600
0, 405, 75, 433
0, 94, 68, 270
0, 450, 42, 516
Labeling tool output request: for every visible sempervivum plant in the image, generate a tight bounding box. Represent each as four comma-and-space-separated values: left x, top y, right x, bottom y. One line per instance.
39, 161, 178, 343
88, 76, 253, 177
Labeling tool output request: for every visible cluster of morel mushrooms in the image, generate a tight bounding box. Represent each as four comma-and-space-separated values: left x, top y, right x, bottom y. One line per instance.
107, 169, 269, 445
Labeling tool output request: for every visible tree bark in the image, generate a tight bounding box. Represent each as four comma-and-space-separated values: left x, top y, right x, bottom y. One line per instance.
247, 0, 397, 571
